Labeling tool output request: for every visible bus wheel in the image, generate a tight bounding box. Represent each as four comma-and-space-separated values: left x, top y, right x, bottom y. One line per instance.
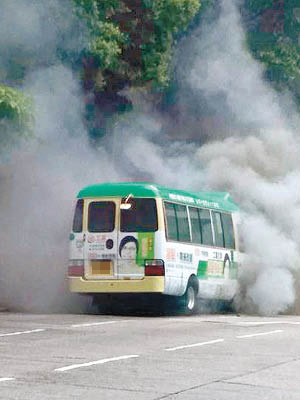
181, 277, 198, 314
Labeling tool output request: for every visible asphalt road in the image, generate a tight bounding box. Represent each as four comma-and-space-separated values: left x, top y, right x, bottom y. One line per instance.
0, 310, 300, 399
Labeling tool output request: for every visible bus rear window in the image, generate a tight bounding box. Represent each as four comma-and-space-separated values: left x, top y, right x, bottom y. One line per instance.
88, 201, 115, 232
72, 199, 83, 232
121, 198, 158, 232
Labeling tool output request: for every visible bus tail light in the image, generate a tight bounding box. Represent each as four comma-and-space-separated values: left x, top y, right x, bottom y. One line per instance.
68, 260, 84, 277
144, 260, 165, 276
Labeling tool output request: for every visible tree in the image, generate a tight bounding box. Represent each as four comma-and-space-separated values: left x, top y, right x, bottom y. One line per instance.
258, 39, 300, 103
245, 0, 300, 108
73, 0, 201, 92
0, 85, 34, 156
71, 0, 201, 139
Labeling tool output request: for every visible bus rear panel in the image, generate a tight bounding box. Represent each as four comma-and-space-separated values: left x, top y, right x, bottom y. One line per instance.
68, 196, 165, 294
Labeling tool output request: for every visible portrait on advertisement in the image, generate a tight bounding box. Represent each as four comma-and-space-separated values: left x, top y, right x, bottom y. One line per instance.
118, 236, 142, 275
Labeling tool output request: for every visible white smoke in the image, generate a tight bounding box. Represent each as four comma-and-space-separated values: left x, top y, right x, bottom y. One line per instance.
188, 0, 300, 315
1, 0, 299, 315
117, 0, 300, 315
0, 1, 119, 312
0, 64, 121, 312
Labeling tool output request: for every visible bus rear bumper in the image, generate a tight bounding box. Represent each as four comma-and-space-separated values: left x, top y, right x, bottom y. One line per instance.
69, 276, 165, 294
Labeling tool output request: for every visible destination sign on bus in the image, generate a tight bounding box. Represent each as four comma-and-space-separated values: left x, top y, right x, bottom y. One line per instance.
168, 193, 220, 209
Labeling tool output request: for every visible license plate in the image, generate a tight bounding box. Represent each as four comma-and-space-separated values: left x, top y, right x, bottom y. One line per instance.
91, 260, 112, 275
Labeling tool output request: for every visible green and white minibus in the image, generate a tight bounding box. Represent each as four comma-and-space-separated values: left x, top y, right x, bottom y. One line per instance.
68, 182, 242, 313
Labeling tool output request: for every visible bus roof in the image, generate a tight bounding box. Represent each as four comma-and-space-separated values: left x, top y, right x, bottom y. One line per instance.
77, 182, 239, 212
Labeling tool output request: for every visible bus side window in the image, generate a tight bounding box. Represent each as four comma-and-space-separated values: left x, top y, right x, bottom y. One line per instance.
165, 202, 178, 241
221, 213, 235, 249
73, 199, 83, 233
200, 209, 214, 246
174, 204, 191, 242
189, 207, 202, 244
212, 211, 225, 247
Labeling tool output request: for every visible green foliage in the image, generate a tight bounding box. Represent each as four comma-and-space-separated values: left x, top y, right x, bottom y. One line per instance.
284, 2, 300, 43
74, 0, 128, 66
73, 0, 201, 91
153, 0, 201, 34
256, 39, 300, 106
91, 22, 127, 69
142, 40, 173, 89
245, 0, 300, 109
73, 0, 121, 20
258, 40, 300, 79
146, 0, 200, 87
246, 0, 274, 10
143, 0, 201, 89
0, 85, 34, 154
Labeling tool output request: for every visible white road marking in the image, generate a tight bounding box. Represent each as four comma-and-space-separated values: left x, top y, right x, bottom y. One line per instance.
0, 378, 15, 382
55, 354, 140, 372
166, 318, 204, 322
165, 338, 224, 352
237, 321, 300, 326
165, 317, 300, 326
71, 320, 128, 328
236, 329, 283, 339
0, 329, 45, 337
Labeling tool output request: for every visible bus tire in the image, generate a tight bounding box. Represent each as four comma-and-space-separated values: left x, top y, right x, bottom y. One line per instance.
181, 276, 199, 314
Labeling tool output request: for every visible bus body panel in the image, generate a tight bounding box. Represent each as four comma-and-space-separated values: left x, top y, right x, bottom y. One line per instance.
69, 232, 84, 261
69, 276, 164, 293
159, 199, 241, 299
162, 239, 240, 299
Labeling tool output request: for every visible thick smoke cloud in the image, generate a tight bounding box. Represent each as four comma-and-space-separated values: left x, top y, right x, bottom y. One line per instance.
118, 0, 300, 315
1, 0, 299, 315
0, 1, 118, 311
0, 0, 86, 75
188, 1, 300, 315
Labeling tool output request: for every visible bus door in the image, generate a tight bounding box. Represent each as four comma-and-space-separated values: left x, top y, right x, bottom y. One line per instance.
84, 198, 119, 280
117, 198, 158, 279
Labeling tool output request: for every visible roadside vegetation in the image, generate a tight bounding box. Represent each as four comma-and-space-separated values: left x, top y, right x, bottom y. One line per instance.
245, 0, 300, 109
0, 0, 299, 147
0, 85, 33, 156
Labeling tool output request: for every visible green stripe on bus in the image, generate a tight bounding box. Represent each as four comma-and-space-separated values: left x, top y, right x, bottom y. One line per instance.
197, 261, 208, 278
136, 232, 155, 266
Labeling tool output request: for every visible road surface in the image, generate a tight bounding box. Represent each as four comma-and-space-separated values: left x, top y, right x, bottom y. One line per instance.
0, 311, 300, 399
